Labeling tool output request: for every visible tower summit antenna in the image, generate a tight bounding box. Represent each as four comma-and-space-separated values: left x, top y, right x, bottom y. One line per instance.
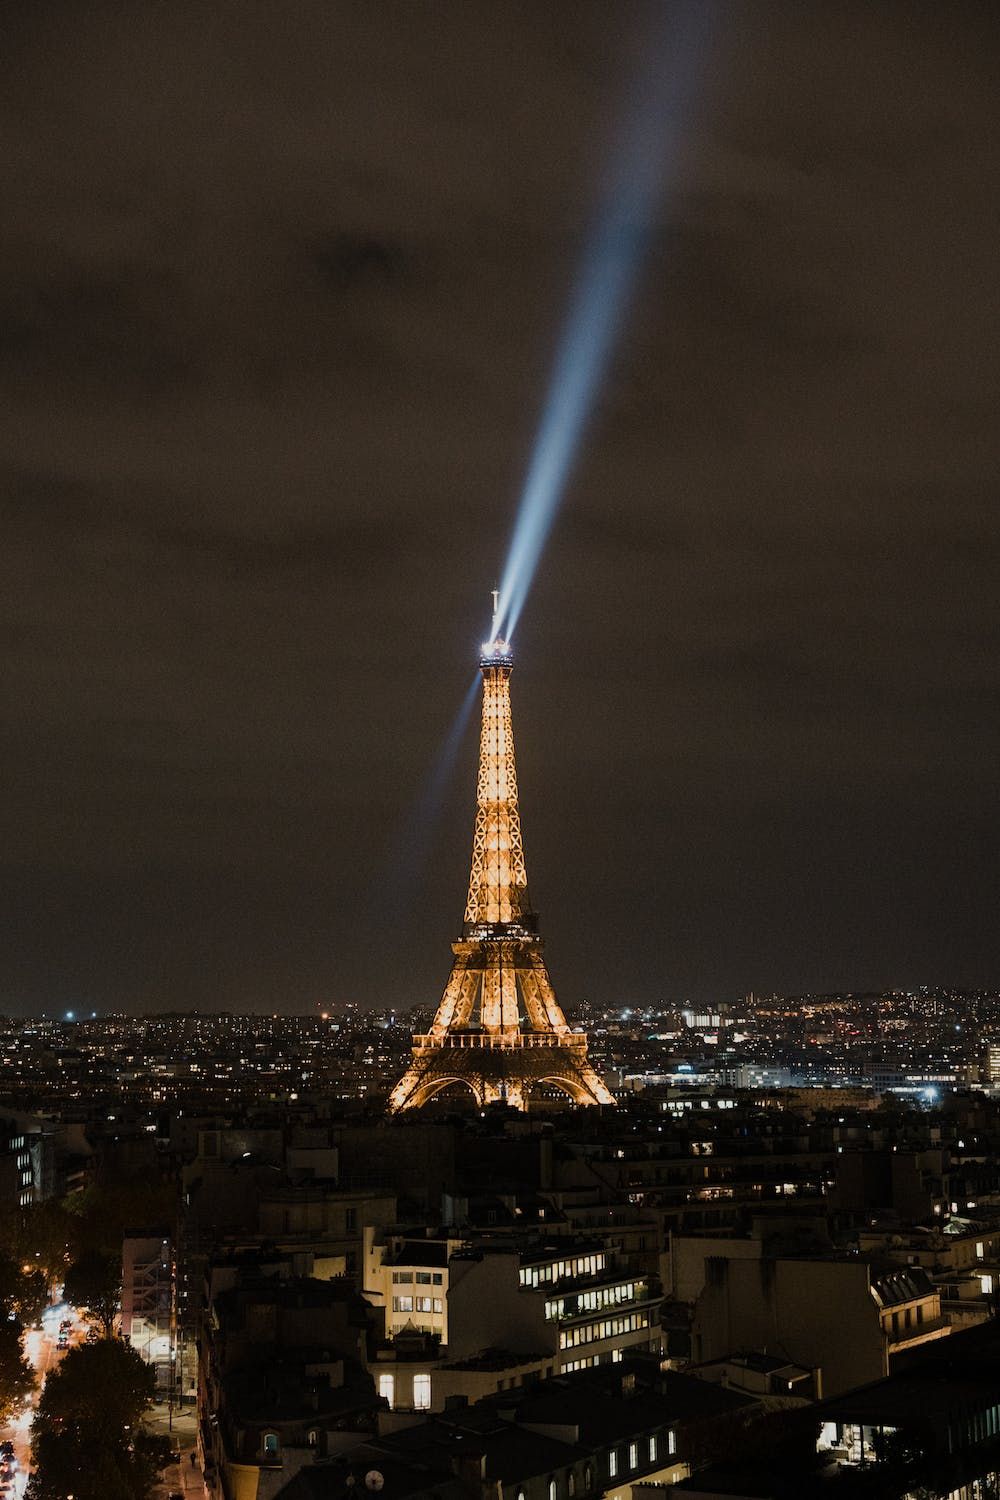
491, 587, 500, 631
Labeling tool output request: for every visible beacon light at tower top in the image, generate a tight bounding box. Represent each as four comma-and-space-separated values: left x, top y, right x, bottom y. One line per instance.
479, 588, 513, 668
479, 635, 513, 669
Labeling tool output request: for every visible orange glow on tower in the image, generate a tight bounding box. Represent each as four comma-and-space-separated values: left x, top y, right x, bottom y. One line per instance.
388, 631, 614, 1112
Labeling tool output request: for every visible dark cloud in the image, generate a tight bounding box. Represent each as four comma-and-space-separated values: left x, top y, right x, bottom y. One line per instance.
0, 1, 998, 1011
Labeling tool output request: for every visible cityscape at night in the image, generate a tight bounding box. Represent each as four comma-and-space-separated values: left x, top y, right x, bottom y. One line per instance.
3, 3, 999, 1500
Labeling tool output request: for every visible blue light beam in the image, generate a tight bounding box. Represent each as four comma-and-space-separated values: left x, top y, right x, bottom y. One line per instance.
379, 672, 481, 928
494, 3, 714, 643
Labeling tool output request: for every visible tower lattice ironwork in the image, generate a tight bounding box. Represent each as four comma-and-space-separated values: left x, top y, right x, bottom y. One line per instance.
388, 629, 615, 1112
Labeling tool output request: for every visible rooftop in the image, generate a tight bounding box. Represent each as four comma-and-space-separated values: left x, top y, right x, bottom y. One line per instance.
387, 1241, 451, 1269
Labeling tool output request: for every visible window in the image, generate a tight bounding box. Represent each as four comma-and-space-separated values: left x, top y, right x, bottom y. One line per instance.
392, 1271, 411, 1284
976, 1242, 985, 1260
668, 1430, 677, 1456
416, 1296, 433, 1313
628, 1443, 638, 1470
308, 1430, 319, 1447
568, 1472, 576, 1497
432, 1273, 443, 1285
416, 1271, 432, 1284
413, 1373, 431, 1410
608, 1450, 618, 1479
549, 1482, 558, 1500
647, 1436, 657, 1463
378, 1374, 395, 1406
262, 1432, 279, 1458
432, 1298, 443, 1313
393, 1296, 413, 1313
583, 1466, 593, 1492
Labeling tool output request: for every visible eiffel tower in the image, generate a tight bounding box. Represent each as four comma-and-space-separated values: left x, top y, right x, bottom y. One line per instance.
388, 617, 615, 1113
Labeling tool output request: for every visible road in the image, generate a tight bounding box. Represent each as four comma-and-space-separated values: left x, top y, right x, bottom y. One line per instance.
149, 1400, 207, 1500
1, 1304, 207, 1500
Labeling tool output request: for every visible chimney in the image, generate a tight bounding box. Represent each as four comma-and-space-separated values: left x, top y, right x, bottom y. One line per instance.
452, 1451, 487, 1484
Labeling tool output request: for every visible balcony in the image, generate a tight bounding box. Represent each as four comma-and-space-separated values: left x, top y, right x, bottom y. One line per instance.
412, 1031, 582, 1051
885, 1315, 952, 1355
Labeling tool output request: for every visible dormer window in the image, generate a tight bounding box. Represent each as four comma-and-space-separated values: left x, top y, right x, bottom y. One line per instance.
262, 1432, 279, 1459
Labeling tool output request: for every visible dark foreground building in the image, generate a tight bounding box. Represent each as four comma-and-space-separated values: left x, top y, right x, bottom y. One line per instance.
270, 1359, 754, 1500
675, 1315, 1000, 1498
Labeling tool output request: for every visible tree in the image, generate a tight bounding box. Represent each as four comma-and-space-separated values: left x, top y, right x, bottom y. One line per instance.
0, 1251, 49, 1325
0, 1317, 34, 1425
28, 1339, 162, 1500
68, 1174, 177, 1260
0, 1200, 78, 1283
15, 1267, 49, 1325
64, 1248, 121, 1337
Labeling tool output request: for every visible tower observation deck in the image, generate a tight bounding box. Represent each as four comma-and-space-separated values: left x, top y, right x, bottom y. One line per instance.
387, 629, 614, 1112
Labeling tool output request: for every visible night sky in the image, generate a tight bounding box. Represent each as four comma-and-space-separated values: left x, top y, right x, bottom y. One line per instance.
3, 3, 998, 1015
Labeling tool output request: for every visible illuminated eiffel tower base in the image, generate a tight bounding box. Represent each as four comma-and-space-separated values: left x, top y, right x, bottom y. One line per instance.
388, 630, 615, 1113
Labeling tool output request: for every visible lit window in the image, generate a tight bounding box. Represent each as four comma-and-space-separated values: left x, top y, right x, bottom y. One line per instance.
648, 1436, 657, 1462
668, 1430, 677, 1456
262, 1432, 279, 1458
628, 1444, 638, 1470
378, 1374, 395, 1407
413, 1373, 431, 1410
549, 1482, 558, 1500
608, 1451, 618, 1478
976, 1242, 985, 1260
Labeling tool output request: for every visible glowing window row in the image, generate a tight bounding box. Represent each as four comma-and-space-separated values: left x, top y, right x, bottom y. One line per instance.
607, 1432, 675, 1478
558, 1310, 650, 1350
545, 1281, 644, 1321
392, 1296, 443, 1314
377, 1373, 431, 1410
391, 1271, 443, 1285
519, 1253, 606, 1288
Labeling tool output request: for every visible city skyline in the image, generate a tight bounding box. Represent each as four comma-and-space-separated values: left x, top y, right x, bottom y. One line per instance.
3, 3, 999, 1013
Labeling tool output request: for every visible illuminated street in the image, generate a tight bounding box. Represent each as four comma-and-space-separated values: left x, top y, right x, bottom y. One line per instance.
148, 1400, 204, 1500
0, 1303, 203, 1500
0, 1302, 83, 1498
